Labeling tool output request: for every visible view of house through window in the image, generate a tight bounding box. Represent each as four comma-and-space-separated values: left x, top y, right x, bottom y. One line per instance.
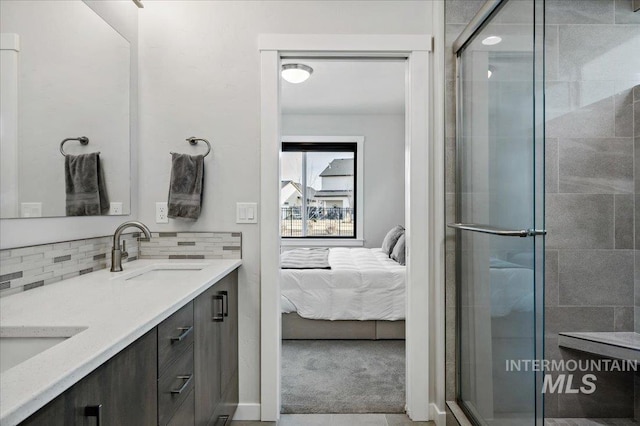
281, 143, 356, 237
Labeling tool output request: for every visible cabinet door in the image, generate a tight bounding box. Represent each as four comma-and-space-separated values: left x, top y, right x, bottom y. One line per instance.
219, 270, 238, 406
194, 284, 222, 426
20, 329, 158, 426
69, 328, 158, 425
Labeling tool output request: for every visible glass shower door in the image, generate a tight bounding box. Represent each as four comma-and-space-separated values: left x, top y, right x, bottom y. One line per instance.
451, 0, 545, 425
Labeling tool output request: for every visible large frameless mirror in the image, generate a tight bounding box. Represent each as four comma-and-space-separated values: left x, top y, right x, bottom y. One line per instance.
0, 0, 131, 218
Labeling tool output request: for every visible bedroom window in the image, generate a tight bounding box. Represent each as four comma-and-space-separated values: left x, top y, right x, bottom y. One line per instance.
281, 142, 357, 238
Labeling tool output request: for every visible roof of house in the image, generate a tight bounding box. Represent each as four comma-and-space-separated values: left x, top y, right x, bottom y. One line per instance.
281, 180, 316, 198
319, 158, 354, 177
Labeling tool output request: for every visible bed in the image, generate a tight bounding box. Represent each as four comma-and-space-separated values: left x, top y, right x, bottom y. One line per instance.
280, 247, 406, 340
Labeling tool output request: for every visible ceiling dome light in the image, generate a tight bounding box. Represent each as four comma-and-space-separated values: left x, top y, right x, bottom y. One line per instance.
482, 36, 502, 46
282, 64, 313, 84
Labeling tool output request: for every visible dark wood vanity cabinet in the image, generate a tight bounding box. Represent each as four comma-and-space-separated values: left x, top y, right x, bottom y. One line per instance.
195, 270, 239, 426
20, 269, 239, 426
21, 329, 158, 426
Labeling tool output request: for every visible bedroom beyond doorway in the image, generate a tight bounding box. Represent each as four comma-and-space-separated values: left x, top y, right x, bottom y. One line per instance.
278, 58, 407, 415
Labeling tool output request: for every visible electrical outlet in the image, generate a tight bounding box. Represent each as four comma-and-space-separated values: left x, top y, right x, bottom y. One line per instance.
156, 202, 169, 223
21, 202, 42, 218
109, 202, 123, 215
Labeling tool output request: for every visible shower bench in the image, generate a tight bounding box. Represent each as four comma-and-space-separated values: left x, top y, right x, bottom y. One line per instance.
558, 331, 640, 362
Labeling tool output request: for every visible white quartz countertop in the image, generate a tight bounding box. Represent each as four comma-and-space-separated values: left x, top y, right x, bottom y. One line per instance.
0, 259, 242, 425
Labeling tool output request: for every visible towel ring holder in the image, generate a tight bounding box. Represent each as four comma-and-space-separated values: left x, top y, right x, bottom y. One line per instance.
60, 136, 99, 157
170, 137, 211, 158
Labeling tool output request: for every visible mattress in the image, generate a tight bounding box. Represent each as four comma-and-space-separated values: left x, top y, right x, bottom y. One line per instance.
280, 247, 406, 321
490, 258, 534, 317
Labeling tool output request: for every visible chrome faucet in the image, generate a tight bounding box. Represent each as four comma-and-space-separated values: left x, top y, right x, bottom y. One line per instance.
111, 221, 152, 272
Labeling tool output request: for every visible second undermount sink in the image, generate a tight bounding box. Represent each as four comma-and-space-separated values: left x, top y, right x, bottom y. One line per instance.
0, 326, 87, 374
123, 264, 209, 281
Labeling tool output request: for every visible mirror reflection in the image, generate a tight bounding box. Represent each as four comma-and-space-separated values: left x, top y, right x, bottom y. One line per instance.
0, 0, 131, 218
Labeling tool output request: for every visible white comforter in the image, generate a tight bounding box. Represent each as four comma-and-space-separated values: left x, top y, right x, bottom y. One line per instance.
280, 248, 406, 321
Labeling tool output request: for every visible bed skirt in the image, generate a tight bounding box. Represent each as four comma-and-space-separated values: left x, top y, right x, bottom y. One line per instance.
282, 313, 405, 340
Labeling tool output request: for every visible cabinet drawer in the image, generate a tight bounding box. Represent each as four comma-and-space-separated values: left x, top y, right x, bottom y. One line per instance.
167, 389, 195, 426
158, 344, 194, 426
158, 301, 194, 372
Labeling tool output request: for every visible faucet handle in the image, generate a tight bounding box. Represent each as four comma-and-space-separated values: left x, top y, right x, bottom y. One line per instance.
121, 240, 128, 259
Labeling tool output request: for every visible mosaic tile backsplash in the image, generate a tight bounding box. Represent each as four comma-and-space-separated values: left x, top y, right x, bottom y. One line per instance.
0, 233, 139, 297
0, 231, 241, 297
139, 232, 242, 259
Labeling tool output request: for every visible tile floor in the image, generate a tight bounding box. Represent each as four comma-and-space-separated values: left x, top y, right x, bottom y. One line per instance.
231, 413, 435, 426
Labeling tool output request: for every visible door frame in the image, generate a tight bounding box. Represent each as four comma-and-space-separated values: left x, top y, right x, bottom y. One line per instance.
259, 34, 445, 423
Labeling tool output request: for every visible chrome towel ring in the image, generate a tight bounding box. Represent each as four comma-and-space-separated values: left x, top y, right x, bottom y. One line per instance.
170, 137, 212, 158
60, 136, 99, 157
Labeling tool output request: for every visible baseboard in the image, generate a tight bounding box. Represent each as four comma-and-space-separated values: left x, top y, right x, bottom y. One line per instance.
430, 403, 447, 426
233, 403, 261, 421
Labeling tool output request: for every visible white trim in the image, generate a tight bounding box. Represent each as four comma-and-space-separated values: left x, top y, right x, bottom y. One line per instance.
233, 403, 261, 421
431, 0, 447, 422
281, 135, 364, 241
404, 50, 431, 421
260, 33, 441, 423
281, 238, 364, 248
259, 34, 432, 53
0, 34, 20, 51
430, 402, 447, 426
260, 49, 282, 422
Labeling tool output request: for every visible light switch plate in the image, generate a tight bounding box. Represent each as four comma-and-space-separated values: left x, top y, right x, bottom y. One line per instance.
236, 202, 258, 224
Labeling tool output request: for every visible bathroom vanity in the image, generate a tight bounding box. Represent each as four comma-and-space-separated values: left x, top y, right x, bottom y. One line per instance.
0, 260, 241, 426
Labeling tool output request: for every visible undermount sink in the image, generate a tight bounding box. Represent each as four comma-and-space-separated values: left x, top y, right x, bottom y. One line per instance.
123, 264, 208, 281
0, 326, 87, 374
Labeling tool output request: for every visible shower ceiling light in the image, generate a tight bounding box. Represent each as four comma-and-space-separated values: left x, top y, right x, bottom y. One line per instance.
482, 36, 502, 46
281, 64, 313, 84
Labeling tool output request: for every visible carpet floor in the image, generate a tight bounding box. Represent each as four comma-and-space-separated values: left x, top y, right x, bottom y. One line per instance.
281, 340, 405, 414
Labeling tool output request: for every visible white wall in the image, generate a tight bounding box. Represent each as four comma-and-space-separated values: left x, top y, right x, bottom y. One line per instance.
0, 0, 139, 248
283, 114, 405, 247
137, 0, 432, 415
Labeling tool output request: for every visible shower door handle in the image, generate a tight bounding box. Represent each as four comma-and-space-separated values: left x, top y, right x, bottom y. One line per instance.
447, 223, 545, 237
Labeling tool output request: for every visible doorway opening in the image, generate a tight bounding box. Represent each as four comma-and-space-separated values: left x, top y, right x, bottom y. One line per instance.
279, 58, 407, 414
259, 34, 440, 423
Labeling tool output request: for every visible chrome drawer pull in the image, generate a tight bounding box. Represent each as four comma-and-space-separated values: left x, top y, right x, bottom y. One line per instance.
170, 326, 193, 343
171, 375, 193, 395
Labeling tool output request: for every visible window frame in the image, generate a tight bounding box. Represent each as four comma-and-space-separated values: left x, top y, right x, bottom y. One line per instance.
280, 136, 364, 243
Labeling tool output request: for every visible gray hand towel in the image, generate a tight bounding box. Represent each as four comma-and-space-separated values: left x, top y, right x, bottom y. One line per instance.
65, 153, 110, 216
168, 153, 204, 220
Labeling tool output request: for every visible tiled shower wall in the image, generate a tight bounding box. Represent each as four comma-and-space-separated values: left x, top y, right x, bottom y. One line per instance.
0, 232, 242, 297
444, 0, 640, 422
544, 0, 639, 418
